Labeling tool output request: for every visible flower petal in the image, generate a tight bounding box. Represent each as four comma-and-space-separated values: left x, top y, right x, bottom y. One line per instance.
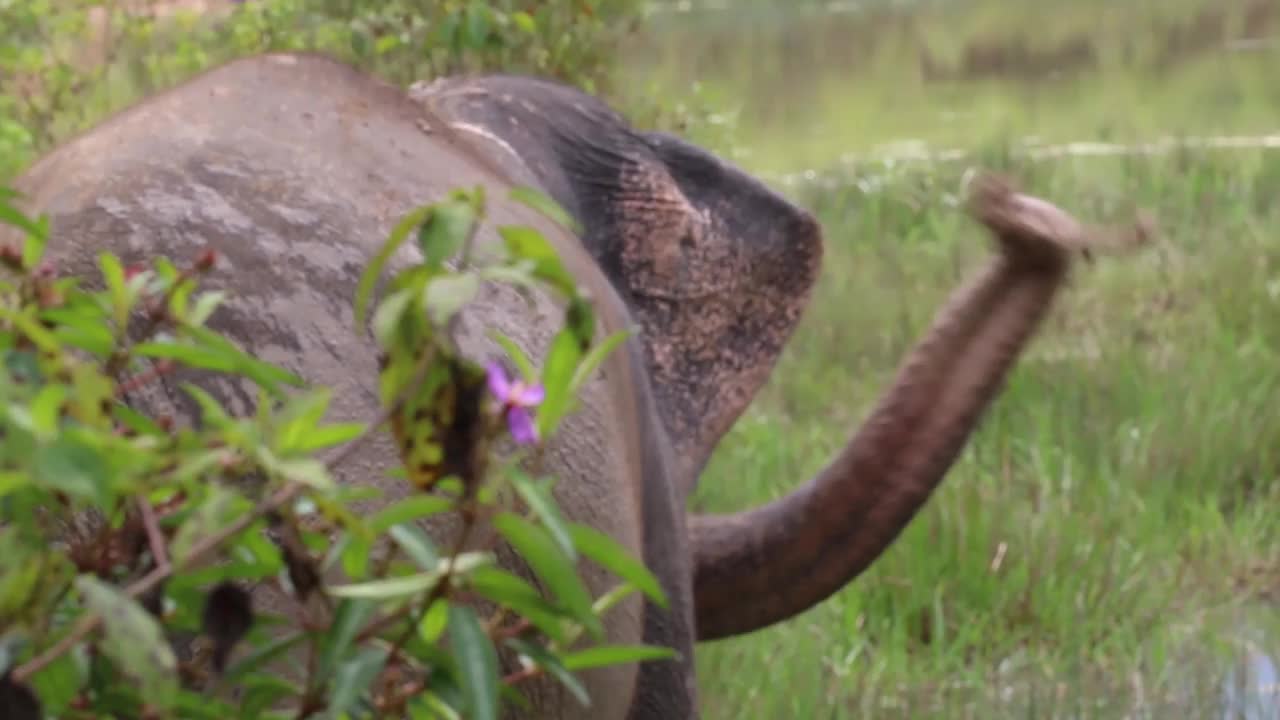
507, 407, 539, 445
514, 382, 546, 407
486, 361, 511, 401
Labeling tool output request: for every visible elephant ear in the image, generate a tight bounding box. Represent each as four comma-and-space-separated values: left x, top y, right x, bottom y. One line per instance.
607, 132, 824, 488
638, 130, 823, 321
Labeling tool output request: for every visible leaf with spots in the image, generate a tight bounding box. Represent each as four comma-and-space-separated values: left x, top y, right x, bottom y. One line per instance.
386, 355, 489, 494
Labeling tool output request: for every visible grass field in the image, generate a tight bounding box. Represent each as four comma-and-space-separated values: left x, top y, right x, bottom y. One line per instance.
617, 1, 1280, 717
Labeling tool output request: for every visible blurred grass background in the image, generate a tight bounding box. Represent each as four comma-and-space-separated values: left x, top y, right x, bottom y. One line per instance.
613, 1, 1280, 717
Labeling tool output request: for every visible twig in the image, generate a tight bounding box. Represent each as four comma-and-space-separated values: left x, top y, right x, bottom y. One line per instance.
137, 498, 170, 575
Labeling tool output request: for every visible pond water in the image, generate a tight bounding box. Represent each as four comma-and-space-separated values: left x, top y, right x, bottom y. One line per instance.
617, 0, 1280, 177
617, 1, 1280, 717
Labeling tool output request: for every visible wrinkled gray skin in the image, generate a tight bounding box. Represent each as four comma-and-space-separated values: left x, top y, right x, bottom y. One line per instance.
7, 52, 1126, 720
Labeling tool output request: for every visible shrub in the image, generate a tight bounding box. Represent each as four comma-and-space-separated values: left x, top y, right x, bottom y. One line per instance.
0, 184, 670, 719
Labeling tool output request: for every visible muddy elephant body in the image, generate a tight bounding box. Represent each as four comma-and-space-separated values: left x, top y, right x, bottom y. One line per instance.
6, 51, 1138, 719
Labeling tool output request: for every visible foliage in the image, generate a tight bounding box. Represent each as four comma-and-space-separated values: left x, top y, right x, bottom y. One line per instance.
0, 183, 671, 719
0, 0, 647, 182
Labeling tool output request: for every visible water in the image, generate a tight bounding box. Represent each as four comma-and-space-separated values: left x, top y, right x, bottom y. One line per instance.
618, 0, 1280, 177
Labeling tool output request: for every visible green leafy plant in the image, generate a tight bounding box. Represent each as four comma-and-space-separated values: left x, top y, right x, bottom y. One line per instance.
0, 183, 672, 719
0, 0, 647, 183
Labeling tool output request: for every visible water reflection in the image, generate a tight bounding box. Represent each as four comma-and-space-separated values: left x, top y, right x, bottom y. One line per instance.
1221, 644, 1279, 720
622, 0, 1280, 174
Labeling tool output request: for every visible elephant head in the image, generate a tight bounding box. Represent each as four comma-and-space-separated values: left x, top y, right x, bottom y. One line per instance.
410, 75, 823, 493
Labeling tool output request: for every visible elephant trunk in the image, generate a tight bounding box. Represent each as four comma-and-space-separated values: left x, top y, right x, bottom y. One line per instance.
689, 175, 1153, 641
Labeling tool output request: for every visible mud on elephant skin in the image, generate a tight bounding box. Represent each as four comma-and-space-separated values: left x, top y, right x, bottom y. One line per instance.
4, 51, 1154, 719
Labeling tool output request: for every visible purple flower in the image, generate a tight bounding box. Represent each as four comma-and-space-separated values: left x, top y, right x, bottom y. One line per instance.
486, 361, 545, 445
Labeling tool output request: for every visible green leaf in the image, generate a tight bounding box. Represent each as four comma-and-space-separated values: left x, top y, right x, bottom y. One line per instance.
21, 215, 48, 270
511, 11, 536, 34
327, 571, 446, 600
219, 632, 308, 686
97, 253, 131, 330
418, 197, 476, 267
563, 294, 597, 349
448, 604, 499, 720
33, 434, 111, 505
567, 523, 667, 609
289, 421, 366, 453
388, 524, 441, 569
170, 486, 249, 566
256, 452, 335, 491
422, 273, 479, 327
185, 325, 304, 393
368, 496, 454, 535
0, 472, 28, 499
180, 383, 234, 429
465, 567, 571, 645
508, 186, 582, 235
418, 599, 449, 644
134, 340, 236, 373
328, 553, 491, 599
462, 2, 491, 48
505, 638, 589, 707
172, 691, 241, 720
371, 287, 415, 349
355, 204, 433, 331
410, 691, 464, 720
1, 307, 59, 353
188, 290, 226, 326
491, 332, 538, 383
511, 473, 575, 562
272, 386, 332, 448
25, 643, 88, 716
42, 307, 117, 357
0, 198, 45, 240
560, 644, 677, 673
316, 598, 376, 682
570, 329, 630, 392
112, 403, 164, 437
492, 513, 600, 639
536, 329, 584, 438
328, 646, 390, 717
76, 575, 179, 710
497, 226, 577, 299
29, 383, 67, 438
240, 676, 303, 718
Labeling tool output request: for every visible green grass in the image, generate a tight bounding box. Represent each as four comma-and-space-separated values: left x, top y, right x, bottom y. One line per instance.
617, 0, 1280, 717
688, 150, 1280, 719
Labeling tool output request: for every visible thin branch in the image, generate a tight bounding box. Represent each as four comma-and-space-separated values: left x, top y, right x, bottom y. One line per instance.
137, 498, 170, 575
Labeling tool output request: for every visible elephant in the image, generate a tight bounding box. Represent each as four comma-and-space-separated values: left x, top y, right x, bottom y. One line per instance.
4, 51, 1151, 719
